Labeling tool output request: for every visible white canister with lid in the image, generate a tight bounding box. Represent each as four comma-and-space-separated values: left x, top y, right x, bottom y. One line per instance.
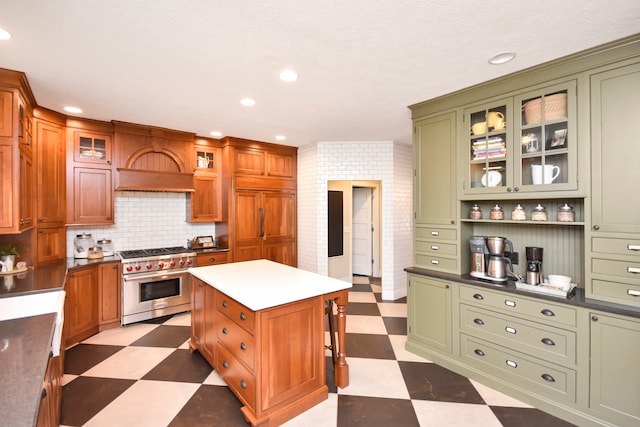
96, 238, 114, 256
74, 234, 94, 259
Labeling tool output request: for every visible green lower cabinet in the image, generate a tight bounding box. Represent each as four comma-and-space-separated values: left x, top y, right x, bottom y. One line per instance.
589, 312, 640, 427
407, 274, 452, 355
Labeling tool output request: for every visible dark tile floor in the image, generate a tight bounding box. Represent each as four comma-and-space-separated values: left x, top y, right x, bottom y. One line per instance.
60, 276, 576, 426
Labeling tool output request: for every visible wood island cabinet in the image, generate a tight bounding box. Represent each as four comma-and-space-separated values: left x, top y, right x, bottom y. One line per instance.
36, 354, 62, 427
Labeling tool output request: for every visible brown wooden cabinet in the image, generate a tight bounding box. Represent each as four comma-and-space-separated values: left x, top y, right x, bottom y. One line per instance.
66, 119, 115, 225
36, 354, 62, 427
221, 138, 297, 266
36, 227, 66, 265
190, 277, 217, 366
195, 251, 228, 267
64, 266, 99, 347
35, 111, 66, 226
98, 262, 121, 331
0, 70, 37, 234
188, 138, 222, 222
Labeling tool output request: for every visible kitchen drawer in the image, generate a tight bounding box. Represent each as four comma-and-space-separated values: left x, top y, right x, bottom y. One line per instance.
592, 258, 640, 282
591, 279, 640, 306
216, 291, 255, 333
414, 254, 457, 272
415, 226, 457, 241
459, 304, 576, 367
460, 334, 577, 404
591, 237, 640, 258
216, 343, 256, 410
196, 251, 228, 266
415, 240, 458, 256
218, 313, 255, 371
459, 285, 577, 327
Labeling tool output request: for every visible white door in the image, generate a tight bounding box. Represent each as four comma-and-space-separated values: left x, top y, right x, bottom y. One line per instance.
352, 187, 372, 276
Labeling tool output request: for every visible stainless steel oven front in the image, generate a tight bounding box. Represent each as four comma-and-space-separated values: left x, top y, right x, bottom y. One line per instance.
122, 269, 191, 325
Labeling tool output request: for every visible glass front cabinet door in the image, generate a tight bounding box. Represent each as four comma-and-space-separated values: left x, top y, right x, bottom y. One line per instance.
463, 98, 513, 194
462, 81, 577, 196
514, 81, 577, 192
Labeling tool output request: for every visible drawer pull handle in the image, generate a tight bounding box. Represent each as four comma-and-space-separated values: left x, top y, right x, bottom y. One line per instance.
431, 260, 440, 265
541, 374, 556, 383
541, 309, 555, 317
431, 245, 439, 251
504, 300, 516, 307
222, 327, 228, 334
222, 300, 228, 308
473, 318, 484, 325
240, 342, 247, 351
506, 360, 517, 368
505, 326, 516, 334
628, 267, 640, 274
474, 349, 485, 357
628, 244, 640, 251
628, 289, 640, 297
209, 257, 215, 262
431, 231, 439, 236
541, 338, 556, 346
222, 360, 229, 369
240, 312, 247, 321
473, 293, 484, 300
240, 380, 247, 389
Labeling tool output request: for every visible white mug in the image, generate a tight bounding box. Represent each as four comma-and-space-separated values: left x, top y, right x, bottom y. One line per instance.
531, 164, 560, 185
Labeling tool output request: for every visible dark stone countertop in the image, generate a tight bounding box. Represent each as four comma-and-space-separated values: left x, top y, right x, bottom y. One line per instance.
0, 313, 57, 427
405, 266, 640, 319
0, 261, 67, 299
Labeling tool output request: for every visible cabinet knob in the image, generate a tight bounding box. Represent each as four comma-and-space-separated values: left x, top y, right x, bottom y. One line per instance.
507, 187, 512, 192
222, 360, 229, 369
222, 327, 228, 334
209, 257, 215, 262
240, 342, 247, 351
591, 315, 599, 322
593, 225, 600, 230
240, 312, 247, 321
222, 300, 228, 308
445, 284, 450, 289
240, 380, 247, 389
514, 187, 520, 192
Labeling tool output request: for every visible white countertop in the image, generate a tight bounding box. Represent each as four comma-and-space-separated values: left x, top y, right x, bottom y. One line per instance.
189, 259, 352, 311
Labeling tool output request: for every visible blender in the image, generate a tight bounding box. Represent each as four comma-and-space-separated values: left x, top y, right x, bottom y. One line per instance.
486, 236, 513, 282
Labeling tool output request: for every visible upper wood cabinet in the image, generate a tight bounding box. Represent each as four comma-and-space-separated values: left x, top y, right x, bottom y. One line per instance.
66, 119, 115, 225
35, 108, 66, 227
188, 137, 222, 222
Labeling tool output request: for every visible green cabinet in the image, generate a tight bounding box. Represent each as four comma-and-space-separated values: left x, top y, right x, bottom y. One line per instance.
407, 274, 452, 355
460, 80, 577, 196
587, 61, 640, 307
589, 312, 640, 427
413, 112, 459, 273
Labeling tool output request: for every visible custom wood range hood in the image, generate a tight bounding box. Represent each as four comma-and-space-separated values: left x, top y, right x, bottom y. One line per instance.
113, 121, 195, 192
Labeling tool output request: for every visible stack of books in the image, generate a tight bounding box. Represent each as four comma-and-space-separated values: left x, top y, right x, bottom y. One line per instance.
472, 137, 506, 160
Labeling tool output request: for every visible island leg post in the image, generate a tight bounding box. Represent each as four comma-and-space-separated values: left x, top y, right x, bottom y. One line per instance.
333, 289, 349, 388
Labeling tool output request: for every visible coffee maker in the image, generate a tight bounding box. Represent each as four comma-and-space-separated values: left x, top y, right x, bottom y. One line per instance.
486, 236, 513, 282
469, 236, 489, 278
525, 247, 544, 285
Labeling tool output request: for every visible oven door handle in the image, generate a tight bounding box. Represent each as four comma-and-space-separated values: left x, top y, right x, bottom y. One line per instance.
123, 271, 187, 282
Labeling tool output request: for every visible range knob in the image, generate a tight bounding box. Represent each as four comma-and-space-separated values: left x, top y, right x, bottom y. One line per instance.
187, 259, 193, 265
170, 261, 176, 267
146, 264, 152, 270
135, 265, 142, 271
179, 259, 186, 266
158, 262, 165, 269
126, 266, 133, 272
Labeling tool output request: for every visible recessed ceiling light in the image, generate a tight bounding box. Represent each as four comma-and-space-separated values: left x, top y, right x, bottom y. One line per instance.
64, 106, 82, 114
489, 52, 516, 65
210, 131, 222, 137
240, 98, 256, 106
275, 135, 286, 141
0, 28, 11, 40
279, 69, 298, 82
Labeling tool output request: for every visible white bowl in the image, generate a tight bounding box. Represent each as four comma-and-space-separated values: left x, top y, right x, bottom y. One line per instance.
548, 275, 572, 290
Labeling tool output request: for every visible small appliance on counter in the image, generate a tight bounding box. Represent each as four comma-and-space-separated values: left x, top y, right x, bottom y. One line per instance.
486, 236, 513, 282
525, 246, 544, 285
469, 236, 489, 278
188, 236, 217, 250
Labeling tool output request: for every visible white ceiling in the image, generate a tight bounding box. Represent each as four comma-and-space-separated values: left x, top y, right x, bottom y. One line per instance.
2, 1, 639, 147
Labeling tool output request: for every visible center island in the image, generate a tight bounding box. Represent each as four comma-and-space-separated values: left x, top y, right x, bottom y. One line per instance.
188, 259, 352, 427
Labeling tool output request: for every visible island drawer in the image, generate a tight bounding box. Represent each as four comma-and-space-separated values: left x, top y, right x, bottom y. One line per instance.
217, 314, 255, 371
415, 240, 458, 256
459, 304, 576, 367
216, 290, 255, 333
460, 334, 577, 404
415, 226, 457, 241
216, 343, 256, 410
459, 285, 577, 327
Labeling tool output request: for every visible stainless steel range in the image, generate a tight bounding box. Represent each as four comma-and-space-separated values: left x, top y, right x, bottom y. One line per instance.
120, 246, 196, 325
